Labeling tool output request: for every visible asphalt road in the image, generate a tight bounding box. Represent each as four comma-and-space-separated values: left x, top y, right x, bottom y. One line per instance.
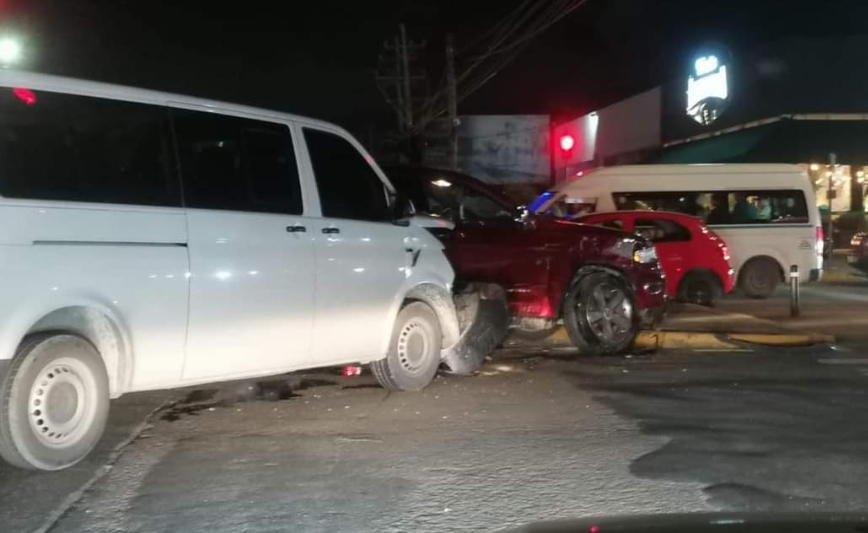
5, 266, 868, 533
0, 339, 863, 533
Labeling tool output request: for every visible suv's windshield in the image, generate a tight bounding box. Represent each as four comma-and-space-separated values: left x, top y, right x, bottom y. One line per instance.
3, 2, 868, 533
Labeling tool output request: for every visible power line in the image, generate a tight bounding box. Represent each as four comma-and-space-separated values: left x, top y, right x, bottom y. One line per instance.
425, 0, 586, 121
466, 0, 588, 62
378, 0, 590, 137
455, 0, 536, 55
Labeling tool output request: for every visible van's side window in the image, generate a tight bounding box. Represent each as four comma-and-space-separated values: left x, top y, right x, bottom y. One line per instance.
613, 190, 809, 225
303, 128, 391, 222
173, 110, 302, 214
0, 88, 179, 206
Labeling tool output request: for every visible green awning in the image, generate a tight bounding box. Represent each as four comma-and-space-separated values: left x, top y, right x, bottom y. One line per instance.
650, 120, 868, 165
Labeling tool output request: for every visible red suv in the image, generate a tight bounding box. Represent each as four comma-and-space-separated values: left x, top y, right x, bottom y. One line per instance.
579, 211, 735, 306
385, 166, 667, 354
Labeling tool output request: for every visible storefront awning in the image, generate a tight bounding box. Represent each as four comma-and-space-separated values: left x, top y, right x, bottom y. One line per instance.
650, 119, 868, 165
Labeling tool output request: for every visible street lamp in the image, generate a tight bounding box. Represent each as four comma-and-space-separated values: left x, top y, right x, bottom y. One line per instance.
0, 38, 22, 67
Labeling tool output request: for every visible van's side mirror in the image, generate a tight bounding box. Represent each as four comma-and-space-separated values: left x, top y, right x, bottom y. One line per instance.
391, 192, 415, 226
392, 192, 414, 218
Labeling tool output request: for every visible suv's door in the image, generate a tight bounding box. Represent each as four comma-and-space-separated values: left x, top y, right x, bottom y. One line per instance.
444, 185, 529, 278
417, 177, 543, 297
300, 127, 407, 365
173, 108, 314, 380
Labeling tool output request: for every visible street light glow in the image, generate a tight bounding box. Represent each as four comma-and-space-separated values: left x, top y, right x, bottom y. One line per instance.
0, 38, 22, 66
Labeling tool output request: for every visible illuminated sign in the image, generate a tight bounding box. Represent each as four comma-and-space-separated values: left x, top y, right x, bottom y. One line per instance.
686, 54, 729, 125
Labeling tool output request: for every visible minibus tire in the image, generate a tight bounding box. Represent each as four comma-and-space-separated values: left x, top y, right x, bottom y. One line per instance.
739, 258, 780, 299
0, 334, 109, 471
372, 302, 442, 391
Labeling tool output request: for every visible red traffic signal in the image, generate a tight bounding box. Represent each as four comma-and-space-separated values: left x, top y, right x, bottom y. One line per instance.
559, 133, 575, 153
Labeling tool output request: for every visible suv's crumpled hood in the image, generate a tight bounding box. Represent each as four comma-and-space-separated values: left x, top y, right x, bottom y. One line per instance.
534, 216, 651, 250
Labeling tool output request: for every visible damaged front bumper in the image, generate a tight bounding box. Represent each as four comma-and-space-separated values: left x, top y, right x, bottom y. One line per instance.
441, 283, 511, 375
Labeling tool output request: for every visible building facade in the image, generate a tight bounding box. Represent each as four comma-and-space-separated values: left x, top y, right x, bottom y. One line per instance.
553, 36, 868, 214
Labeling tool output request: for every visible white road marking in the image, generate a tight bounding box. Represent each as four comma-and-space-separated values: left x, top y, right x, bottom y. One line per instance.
818, 358, 868, 365
694, 349, 754, 353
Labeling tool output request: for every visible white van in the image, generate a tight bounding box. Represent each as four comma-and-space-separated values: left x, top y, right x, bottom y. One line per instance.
0, 71, 466, 471
531, 164, 823, 298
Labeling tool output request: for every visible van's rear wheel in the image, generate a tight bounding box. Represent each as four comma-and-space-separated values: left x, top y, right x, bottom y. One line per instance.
739, 258, 780, 299
371, 302, 442, 391
564, 272, 638, 355
0, 334, 109, 471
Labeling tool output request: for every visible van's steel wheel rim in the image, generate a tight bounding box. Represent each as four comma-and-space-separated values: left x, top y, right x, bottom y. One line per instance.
584, 283, 633, 343
397, 320, 431, 375
27, 357, 98, 448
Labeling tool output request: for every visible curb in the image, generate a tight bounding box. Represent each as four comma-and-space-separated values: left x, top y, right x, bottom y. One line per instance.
541, 327, 833, 350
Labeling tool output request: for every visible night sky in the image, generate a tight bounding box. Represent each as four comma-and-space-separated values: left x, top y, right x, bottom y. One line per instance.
3, 0, 867, 128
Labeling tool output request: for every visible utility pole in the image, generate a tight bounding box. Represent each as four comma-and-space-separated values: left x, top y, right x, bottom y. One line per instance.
391, 36, 405, 133
828, 152, 837, 211
376, 24, 426, 161
400, 24, 413, 132
445, 33, 459, 170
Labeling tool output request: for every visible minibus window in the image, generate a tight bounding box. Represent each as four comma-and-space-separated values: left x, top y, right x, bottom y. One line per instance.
613, 190, 808, 225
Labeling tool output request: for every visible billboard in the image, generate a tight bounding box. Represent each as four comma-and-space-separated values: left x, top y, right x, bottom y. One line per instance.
425, 115, 550, 184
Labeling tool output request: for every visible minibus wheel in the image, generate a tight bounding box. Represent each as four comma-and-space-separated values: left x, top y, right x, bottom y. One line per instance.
739, 258, 780, 299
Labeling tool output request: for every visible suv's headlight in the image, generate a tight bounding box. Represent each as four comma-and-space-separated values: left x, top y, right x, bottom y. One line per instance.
633, 245, 658, 264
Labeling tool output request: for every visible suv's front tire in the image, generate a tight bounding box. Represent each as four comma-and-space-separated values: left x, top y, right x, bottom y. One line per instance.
563, 272, 638, 355
372, 302, 442, 391
0, 334, 110, 471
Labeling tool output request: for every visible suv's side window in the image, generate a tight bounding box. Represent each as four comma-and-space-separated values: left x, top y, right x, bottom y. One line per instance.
421, 178, 512, 225
172, 109, 302, 214
460, 187, 514, 223
303, 128, 391, 222
634, 218, 691, 242
0, 88, 179, 207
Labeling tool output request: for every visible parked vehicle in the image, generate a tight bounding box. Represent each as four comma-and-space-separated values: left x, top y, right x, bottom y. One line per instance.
0, 72, 473, 471
578, 211, 735, 306
384, 166, 667, 351
847, 231, 868, 272
531, 164, 824, 299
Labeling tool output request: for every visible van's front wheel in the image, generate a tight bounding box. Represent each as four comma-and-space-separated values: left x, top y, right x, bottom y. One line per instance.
0, 334, 110, 471
372, 302, 442, 391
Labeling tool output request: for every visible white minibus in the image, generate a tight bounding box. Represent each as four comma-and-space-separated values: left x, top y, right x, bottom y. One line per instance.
531, 164, 823, 298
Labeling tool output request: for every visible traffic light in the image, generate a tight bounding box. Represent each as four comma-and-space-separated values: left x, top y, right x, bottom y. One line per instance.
559, 133, 575, 154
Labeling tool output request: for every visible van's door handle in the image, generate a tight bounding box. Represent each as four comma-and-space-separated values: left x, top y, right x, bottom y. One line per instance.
322, 227, 340, 234
286, 225, 306, 233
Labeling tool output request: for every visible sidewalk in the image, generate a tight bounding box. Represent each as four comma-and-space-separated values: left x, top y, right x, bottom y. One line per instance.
715, 252, 868, 345
505, 301, 834, 351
